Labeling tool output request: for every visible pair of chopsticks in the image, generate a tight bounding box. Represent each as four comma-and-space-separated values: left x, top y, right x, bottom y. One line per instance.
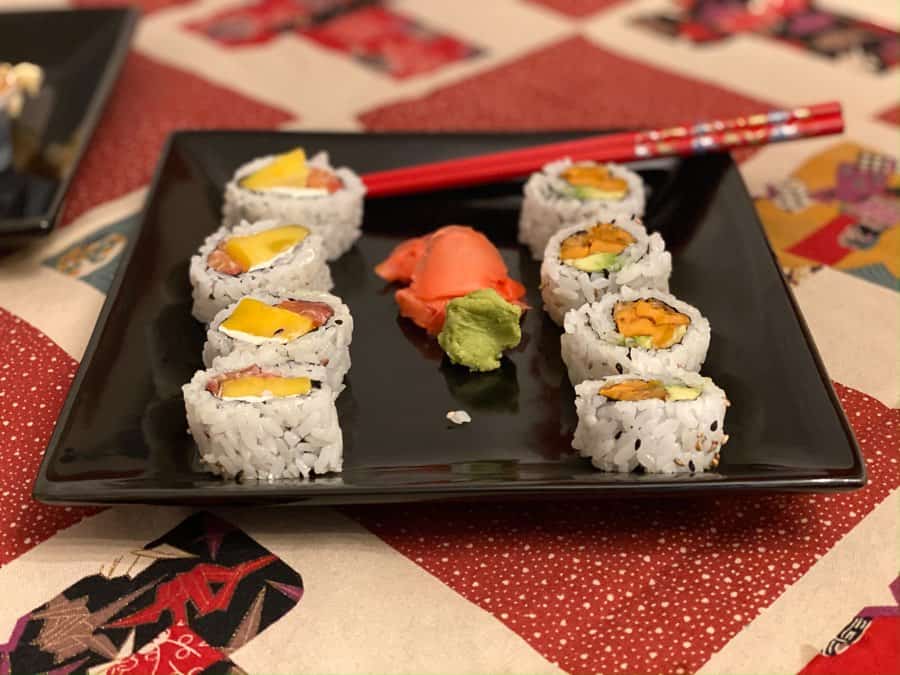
362, 101, 843, 198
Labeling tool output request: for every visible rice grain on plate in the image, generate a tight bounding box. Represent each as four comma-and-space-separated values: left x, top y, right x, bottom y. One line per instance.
202, 291, 353, 394
223, 150, 364, 260
190, 218, 332, 323
183, 362, 342, 480
519, 159, 645, 259
540, 217, 670, 325
561, 287, 710, 384
573, 371, 728, 474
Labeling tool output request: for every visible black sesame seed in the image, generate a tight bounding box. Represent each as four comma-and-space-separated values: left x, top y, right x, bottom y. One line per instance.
630, 213, 635, 221
335, 319, 343, 325
688, 460, 696, 472
634, 438, 641, 450
602, 270, 610, 279
711, 420, 718, 431
615, 363, 623, 374
611, 218, 617, 224
626, 348, 633, 360
615, 431, 622, 440
273, 328, 284, 335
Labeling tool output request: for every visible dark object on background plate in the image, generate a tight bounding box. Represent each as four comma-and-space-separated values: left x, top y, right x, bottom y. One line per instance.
0, 8, 137, 240
33, 131, 864, 506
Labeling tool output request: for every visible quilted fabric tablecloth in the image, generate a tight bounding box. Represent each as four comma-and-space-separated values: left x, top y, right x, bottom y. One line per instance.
0, 1, 898, 673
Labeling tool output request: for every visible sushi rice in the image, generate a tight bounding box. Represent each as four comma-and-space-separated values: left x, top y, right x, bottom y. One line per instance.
223, 151, 365, 261
573, 371, 729, 474
561, 287, 710, 385
183, 361, 342, 480
189, 218, 333, 323
202, 291, 353, 394
519, 159, 645, 259
540, 217, 671, 325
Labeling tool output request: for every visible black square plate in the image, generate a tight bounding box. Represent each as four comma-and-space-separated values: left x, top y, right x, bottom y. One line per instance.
33, 131, 864, 505
0, 8, 137, 239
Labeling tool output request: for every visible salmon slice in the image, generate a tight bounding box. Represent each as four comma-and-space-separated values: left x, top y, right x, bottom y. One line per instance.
206, 365, 279, 395
306, 167, 343, 193
276, 300, 334, 326
207, 247, 244, 275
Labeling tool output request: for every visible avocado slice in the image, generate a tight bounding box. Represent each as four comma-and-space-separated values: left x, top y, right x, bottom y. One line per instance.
573, 185, 627, 201
665, 385, 701, 401
569, 252, 620, 273
624, 335, 654, 349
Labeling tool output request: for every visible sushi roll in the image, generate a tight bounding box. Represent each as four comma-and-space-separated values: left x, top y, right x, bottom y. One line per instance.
202, 292, 353, 394
519, 159, 645, 259
222, 148, 365, 260
540, 218, 670, 325
573, 371, 729, 474
183, 362, 342, 479
561, 287, 710, 384
190, 219, 333, 323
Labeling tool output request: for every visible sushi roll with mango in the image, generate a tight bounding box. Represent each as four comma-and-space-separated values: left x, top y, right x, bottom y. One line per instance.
223, 147, 365, 260
183, 361, 342, 480
202, 291, 353, 394
189, 218, 333, 323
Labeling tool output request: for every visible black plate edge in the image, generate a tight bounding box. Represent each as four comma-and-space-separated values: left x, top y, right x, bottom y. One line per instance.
0, 7, 140, 239
33, 475, 866, 507
32, 130, 867, 506
32, 130, 176, 504
748, 178, 867, 490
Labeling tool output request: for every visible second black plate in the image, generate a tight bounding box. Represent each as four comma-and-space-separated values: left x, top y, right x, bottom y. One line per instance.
0, 8, 136, 238
34, 131, 864, 505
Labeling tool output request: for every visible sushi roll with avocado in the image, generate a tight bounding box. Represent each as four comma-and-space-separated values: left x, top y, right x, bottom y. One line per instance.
519, 159, 645, 259
202, 292, 353, 394
190, 219, 333, 323
540, 217, 671, 325
573, 371, 729, 474
183, 362, 342, 480
561, 287, 710, 384
223, 148, 365, 260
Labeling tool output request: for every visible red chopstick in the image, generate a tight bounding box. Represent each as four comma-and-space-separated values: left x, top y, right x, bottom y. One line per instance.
362, 102, 843, 198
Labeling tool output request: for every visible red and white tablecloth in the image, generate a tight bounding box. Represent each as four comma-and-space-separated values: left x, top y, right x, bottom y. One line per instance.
0, 1, 898, 673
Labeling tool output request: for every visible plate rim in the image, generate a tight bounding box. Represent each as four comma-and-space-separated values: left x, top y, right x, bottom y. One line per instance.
32, 130, 866, 506
0, 6, 139, 238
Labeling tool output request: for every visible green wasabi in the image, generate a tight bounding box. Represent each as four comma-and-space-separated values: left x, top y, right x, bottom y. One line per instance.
438, 289, 523, 372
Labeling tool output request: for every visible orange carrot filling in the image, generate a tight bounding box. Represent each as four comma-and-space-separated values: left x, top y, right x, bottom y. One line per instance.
613, 299, 690, 349
560, 165, 629, 199
559, 222, 635, 261
600, 379, 667, 401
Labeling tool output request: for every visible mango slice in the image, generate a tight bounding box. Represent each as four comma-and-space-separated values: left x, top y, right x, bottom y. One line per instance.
223, 225, 309, 272
220, 298, 316, 342
220, 375, 312, 399
240, 148, 309, 190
